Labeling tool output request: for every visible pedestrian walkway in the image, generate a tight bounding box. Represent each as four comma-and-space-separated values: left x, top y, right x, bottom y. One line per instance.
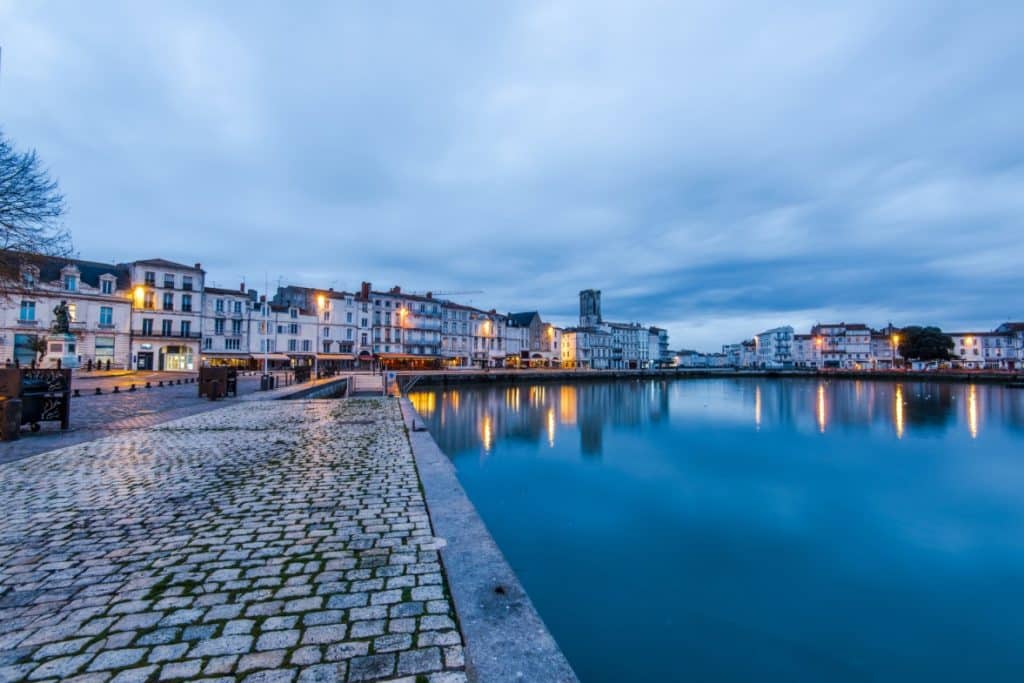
0, 398, 467, 683
348, 375, 384, 397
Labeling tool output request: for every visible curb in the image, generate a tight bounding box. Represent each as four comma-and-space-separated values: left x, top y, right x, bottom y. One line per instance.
399, 398, 578, 683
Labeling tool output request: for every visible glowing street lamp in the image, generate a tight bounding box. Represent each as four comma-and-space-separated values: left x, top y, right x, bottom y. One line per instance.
314, 293, 326, 379
891, 333, 900, 368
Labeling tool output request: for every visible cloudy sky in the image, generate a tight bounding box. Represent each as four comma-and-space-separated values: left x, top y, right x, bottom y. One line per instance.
1, 2, 1022, 351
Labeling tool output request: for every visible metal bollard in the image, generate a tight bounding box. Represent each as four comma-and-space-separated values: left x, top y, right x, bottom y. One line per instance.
95, 387, 102, 395
129, 384, 136, 392
113, 386, 119, 393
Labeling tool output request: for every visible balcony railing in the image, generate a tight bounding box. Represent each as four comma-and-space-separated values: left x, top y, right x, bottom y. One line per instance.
132, 330, 202, 339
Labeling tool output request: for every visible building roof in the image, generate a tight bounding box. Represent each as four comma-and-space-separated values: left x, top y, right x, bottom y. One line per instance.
506, 312, 540, 327
9, 251, 132, 291
133, 258, 204, 272
204, 286, 249, 296
995, 322, 1024, 333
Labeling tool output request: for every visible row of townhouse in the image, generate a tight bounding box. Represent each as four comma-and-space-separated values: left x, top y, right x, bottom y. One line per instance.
1, 251, 674, 372
714, 321, 1024, 370
1, 255, 212, 371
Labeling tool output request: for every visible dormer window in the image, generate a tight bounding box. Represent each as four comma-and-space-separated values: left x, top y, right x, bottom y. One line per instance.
20, 266, 39, 288
100, 276, 115, 295
64, 275, 77, 292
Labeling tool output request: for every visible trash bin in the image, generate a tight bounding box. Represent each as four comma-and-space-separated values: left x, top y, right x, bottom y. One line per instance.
19, 378, 51, 431
261, 374, 276, 391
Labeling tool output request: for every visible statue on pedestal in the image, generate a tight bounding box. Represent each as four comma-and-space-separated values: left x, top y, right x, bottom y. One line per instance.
51, 300, 71, 335
46, 300, 79, 369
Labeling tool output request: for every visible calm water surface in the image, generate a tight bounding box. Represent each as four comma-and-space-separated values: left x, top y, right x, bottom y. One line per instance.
409, 379, 1024, 682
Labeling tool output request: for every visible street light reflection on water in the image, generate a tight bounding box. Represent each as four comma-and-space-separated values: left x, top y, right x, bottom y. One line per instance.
407, 378, 1024, 682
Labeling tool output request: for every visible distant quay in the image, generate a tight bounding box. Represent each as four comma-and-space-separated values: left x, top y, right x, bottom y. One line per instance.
397, 367, 1024, 388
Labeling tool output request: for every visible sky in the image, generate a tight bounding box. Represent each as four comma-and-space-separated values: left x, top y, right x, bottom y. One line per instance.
1, 2, 1022, 351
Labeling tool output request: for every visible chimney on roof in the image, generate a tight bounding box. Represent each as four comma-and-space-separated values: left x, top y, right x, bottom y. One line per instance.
240, 282, 245, 293
360, 282, 371, 299
194, 263, 201, 270
390, 286, 401, 294
426, 292, 432, 299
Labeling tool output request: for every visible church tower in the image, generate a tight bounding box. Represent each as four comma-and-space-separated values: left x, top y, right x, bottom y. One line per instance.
579, 289, 602, 327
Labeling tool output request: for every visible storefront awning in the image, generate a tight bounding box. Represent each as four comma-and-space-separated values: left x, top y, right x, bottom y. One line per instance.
287, 352, 315, 358
319, 353, 355, 360
257, 353, 291, 361
201, 353, 250, 359
377, 353, 443, 360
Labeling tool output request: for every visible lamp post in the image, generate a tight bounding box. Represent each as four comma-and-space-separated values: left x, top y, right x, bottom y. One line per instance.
315, 293, 325, 380
891, 334, 900, 369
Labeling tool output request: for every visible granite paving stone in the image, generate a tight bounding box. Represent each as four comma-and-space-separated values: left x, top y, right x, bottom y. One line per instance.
0, 399, 467, 682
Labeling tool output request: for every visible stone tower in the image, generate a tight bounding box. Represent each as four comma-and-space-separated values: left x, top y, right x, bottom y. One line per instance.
579, 289, 602, 327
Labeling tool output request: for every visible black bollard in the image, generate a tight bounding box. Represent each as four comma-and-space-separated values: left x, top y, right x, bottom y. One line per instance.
95, 387, 102, 395
129, 384, 136, 392
73, 389, 81, 397
158, 381, 164, 387
146, 382, 151, 388
113, 386, 119, 393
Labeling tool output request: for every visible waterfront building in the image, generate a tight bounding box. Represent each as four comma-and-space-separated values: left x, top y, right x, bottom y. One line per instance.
808, 323, 872, 369
127, 259, 205, 371
649, 327, 671, 367
791, 334, 818, 368
948, 330, 1018, 370
869, 329, 902, 369
441, 303, 473, 367
272, 285, 360, 371
200, 285, 258, 368
506, 312, 544, 367
723, 340, 757, 368
753, 326, 794, 368
995, 322, 1024, 368
0, 254, 132, 368
562, 326, 612, 369
354, 283, 443, 370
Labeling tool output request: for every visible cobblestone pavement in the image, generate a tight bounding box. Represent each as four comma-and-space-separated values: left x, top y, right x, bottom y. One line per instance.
0, 398, 467, 682
1, 375, 306, 465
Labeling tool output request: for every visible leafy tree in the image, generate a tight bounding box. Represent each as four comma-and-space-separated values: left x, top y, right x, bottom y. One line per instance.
897, 326, 954, 361
1, 129, 71, 293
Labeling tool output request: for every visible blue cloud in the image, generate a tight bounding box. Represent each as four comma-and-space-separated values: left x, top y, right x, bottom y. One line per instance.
2, 1, 1022, 351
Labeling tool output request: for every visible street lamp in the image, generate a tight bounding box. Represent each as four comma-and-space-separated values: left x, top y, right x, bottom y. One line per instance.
891, 334, 900, 369
315, 293, 326, 379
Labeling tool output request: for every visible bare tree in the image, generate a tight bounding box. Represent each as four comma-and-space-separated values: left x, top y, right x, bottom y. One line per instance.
0, 129, 72, 294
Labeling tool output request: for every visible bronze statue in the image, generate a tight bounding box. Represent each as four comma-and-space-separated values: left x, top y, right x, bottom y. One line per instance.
51, 300, 71, 334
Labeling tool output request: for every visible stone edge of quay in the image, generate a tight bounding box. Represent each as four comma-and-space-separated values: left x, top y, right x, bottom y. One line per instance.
399, 397, 580, 683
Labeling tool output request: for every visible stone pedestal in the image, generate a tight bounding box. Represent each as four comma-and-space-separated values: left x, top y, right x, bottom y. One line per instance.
46, 333, 80, 370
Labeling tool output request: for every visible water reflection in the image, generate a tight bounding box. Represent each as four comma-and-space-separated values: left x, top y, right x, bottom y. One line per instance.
413, 380, 676, 457
413, 380, 1024, 456
409, 378, 1024, 682
895, 384, 905, 439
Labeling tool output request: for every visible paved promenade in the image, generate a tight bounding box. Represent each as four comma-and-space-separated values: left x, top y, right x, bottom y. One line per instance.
0, 398, 466, 682
1, 373, 307, 465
